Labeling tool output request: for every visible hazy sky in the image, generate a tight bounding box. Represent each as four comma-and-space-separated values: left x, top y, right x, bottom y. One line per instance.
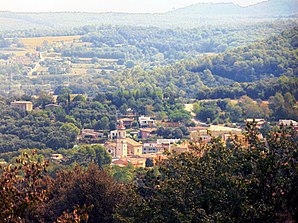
0, 0, 267, 13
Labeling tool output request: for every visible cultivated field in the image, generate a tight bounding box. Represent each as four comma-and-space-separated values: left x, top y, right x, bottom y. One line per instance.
18, 35, 81, 48
1, 34, 123, 93
0, 49, 28, 56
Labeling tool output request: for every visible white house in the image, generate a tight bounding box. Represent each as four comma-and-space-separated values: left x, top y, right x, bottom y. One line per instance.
138, 116, 155, 128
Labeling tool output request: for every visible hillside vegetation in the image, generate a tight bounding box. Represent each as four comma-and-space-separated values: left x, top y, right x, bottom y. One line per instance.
101, 27, 298, 99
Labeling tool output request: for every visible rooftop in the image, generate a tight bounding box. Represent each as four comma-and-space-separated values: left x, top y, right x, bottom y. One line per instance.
208, 125, 242, 132
126, 138, 142, 147
139, 116, 154, 121
11, 101, 32, 104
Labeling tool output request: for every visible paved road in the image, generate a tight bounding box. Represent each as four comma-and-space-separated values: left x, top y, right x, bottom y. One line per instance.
28, 52, 45, 78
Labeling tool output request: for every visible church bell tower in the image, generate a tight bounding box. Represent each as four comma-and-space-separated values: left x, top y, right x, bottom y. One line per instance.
115, 120, 127, 158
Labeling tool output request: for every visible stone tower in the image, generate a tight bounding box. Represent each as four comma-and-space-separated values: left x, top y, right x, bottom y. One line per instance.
115, 120, 127, 158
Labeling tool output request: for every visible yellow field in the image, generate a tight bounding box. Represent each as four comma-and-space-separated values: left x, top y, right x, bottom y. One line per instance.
0, 49, 28, 56
18, 35, 81, 48
71, 64, 95, 69
72, 68, 89, 75
77, 58, 93, 61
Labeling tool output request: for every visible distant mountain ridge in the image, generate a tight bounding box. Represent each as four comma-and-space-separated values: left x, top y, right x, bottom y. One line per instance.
0, 0, 297, 31
169, 0, 298, 17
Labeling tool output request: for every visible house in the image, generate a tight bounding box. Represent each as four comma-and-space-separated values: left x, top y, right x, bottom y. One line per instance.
129, 131, 139, 138
223, 134, 249, 147
156, 139, 180, 144
171, 142, 190, 154
143, 143, 160, 154
143, 141, 185, 154
190, 130, 212, 144
279, 120, 298, 127
79, 129, 104, 139
191, 125, 242, 145
45, 104, 61, 110
109, 130, 118, 139
245, 119, 267, 129
154, 139, 181, 153
11, 101, 33, 111
138, 116, 155, 128
51, 154, 64, 163
139, 128, 156, 139
158, 121, 181, 128
119, 118, 135, 128
126, 138, 142, 156
207, 125, 242, 138
111, 157, 146, 168
128, 157, 146, 168
112, 159, 129, 167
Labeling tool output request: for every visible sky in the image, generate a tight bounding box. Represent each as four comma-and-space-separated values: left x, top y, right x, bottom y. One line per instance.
0, 0, 267, 13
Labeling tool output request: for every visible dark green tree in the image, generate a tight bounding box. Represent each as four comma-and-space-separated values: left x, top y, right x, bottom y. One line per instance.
116, 123, 297, 222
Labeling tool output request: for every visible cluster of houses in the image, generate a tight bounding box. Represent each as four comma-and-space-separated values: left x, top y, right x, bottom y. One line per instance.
73, 116, 189, 168
97, 117, 297, 168
104, 119, 176, 168
0, 52, 40, 74
9, 100, 298, 168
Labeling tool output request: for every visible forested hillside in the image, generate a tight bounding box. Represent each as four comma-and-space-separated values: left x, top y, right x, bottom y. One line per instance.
17, 26, 296, 100
99, 27, 298, 99
186, 27, 298, 82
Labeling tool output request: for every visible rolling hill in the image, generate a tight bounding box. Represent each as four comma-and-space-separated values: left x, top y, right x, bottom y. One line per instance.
0, 0, 297, 31
169, 0, 298, 18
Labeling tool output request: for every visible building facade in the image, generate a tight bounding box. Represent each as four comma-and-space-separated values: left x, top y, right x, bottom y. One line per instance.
11, 101, 33, 111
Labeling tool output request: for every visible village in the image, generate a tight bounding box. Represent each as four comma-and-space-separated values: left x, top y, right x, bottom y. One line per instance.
9, 99, 298, 169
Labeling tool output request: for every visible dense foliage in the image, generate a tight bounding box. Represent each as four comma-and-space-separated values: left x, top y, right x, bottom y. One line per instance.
1, 124, 297, 222
187, 27, 298, 82
193, 93, 297, 124
0, 89, 193, 153
61, 27, 298, 99
116, 124, 298, 222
